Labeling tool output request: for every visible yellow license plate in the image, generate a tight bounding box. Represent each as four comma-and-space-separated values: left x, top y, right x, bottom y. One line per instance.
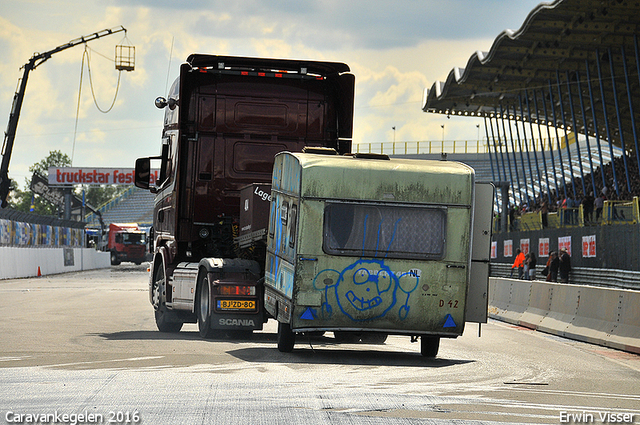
217, 299, 256, 310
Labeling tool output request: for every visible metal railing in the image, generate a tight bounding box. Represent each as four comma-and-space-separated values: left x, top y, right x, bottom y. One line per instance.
353, 138, 569, 156
489, 262, 640, 290
497, 198, 639, 232
355, 140, 489, 155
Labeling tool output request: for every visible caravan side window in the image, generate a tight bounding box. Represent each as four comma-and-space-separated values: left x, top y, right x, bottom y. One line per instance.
323, 202, 446, 260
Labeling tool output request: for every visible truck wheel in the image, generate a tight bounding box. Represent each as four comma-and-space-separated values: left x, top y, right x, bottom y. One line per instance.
155, 307, 183, 333
196, 273, 216, 338
152, 263, 182, 333
277, 321, 295, 352
361, 332, 388, 344
110, 252, 120, 266
420, 336, 440, 358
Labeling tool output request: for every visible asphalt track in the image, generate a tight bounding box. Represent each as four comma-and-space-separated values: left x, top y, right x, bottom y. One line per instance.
0, 265, 638, 424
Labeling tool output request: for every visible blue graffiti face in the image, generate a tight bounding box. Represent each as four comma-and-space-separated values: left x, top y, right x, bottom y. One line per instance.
314, 258, 418, 322
335, 260, 397, 320
347, 268, 383, 310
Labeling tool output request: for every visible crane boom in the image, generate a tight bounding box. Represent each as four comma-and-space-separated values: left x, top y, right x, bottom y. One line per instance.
0, 26, 127, 208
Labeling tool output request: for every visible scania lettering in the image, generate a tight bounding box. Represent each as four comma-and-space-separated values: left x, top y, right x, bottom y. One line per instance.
134, 55, 355, 336
220, 319, 256, 327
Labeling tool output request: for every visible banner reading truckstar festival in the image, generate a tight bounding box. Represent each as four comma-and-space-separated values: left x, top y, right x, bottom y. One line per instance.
48, 167, 160, 186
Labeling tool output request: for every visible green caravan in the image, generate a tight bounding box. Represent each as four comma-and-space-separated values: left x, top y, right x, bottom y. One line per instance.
264, 151, 494, 357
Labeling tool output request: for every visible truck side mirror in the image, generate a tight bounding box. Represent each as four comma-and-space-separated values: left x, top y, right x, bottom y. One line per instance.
134, 157, 151, 190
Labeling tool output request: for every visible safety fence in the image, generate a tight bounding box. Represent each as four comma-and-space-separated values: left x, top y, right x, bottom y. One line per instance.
0, 208, 86, 248
0, 219, 84, 247
501, 198, 639, 232
490, 262, 640, 290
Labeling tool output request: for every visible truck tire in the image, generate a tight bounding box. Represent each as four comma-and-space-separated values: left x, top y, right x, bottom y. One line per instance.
154, 307, 183, 333
152, 262, 182, 333
420, 336, 440, 358
196, 272, 216, 338
110, 252, 120, 266
277, 321, 296, 352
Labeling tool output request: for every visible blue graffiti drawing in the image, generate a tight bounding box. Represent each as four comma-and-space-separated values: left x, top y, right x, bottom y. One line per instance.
313, 214, 420, 322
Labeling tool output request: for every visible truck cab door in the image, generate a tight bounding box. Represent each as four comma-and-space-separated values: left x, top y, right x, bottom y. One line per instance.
466, 182, 494, 324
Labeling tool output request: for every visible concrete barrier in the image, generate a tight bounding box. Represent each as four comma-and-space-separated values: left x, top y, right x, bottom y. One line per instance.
564, 285, 621, 348
537, 284, 580, 337
0, 247, 110, 280
502, 279, 532, 324
488, 279, 511, 318
519, 281, 553, 330
489, 277, 640, 354
611, 290, 640, 354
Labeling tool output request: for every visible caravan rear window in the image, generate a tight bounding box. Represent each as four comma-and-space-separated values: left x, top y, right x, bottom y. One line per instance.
323, 202, 446, 260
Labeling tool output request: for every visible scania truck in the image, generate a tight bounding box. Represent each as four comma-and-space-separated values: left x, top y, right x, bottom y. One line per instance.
134, 54, 355, 336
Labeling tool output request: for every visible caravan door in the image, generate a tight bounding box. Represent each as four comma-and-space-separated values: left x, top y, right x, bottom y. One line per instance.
466, 182, 494, 323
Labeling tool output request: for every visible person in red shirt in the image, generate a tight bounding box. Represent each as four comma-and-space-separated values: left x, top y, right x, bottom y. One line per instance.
511, 248, 525, 279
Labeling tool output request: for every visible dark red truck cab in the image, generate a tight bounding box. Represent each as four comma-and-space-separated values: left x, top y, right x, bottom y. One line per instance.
134, 54, 354, 335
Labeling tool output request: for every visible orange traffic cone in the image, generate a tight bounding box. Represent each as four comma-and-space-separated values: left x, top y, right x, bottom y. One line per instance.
37, 266, 42, 277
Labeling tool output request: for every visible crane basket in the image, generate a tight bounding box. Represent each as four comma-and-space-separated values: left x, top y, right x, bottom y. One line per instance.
115, 44, 135, 71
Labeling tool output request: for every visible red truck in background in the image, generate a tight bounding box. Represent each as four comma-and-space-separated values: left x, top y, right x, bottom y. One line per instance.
134, 54, 355, 336
107, 222, 147, 265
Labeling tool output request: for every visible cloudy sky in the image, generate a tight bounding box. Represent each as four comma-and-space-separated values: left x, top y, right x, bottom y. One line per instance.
1, 0, 544, 188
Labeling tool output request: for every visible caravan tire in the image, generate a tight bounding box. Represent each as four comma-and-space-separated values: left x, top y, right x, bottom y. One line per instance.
277, 321, 295, 352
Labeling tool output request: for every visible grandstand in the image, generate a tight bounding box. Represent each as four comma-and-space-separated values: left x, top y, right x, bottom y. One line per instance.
85, 186, 154, 228
394, 137, 624, 210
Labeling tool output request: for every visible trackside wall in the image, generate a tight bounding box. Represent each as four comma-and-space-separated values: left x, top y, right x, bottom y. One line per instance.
489, 277, 640, 354
0, 247, 111, 280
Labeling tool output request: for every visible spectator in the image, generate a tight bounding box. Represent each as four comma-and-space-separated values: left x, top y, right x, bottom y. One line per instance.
527, 252, 537, 280
594, 194, 605, 221
583, 192, 595, 224
509, 206, 517, 231
558, 248, 571, 283
566, 196, 576, 225
547, 251, 559, 282
540, 199, 549, 228
511, 248, 525, 279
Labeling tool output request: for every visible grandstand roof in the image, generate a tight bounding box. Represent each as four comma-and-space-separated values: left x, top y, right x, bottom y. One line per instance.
423, 0, 640, 152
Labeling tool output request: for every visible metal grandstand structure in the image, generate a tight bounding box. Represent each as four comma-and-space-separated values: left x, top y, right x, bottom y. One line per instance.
423, 0, 640, 209
84, 187, 154, 228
